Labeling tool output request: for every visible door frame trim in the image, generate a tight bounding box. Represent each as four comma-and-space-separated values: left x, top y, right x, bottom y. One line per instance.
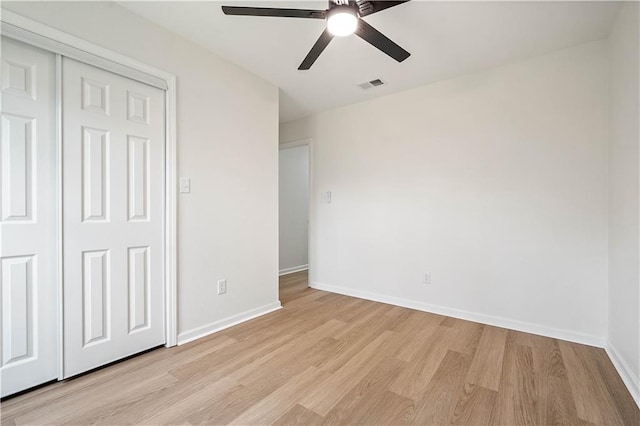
55, 53, 64, 380
0, 11, 169, 90
1, 11, 179, 380
278, 138, 313, 287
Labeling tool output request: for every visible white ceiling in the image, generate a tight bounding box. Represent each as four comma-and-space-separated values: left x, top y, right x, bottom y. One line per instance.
119, 1, 620, 122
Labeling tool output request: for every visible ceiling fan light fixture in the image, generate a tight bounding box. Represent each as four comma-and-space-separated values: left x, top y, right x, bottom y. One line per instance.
327, 6, 358, 37
221, 1, 411, 70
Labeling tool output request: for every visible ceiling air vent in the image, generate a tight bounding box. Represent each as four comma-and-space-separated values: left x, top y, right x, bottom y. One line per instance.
358, 78, 385, 90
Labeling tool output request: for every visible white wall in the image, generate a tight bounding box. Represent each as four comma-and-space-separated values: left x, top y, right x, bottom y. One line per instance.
281, 40, 610, 344
2, 1, 280, 341
608, 1, 640, 403
279, 145, 309, 272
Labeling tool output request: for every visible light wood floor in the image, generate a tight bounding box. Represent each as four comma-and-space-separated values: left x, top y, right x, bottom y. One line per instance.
2, 271, 638, 425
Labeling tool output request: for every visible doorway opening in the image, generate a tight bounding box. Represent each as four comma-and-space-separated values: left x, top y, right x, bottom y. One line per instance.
278, 140, 311, 304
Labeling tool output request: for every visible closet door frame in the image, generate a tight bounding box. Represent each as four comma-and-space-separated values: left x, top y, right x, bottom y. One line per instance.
1, 10, 178, 381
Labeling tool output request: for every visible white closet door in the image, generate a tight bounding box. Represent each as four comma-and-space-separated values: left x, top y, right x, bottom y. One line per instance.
62, 58, 165, 378
0, 37, 57, 397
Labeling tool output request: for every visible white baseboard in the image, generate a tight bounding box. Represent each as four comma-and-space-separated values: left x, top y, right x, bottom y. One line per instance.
605, 341, 640, 408
177, 301, 282, 345
310, 281, 606, 348
279, 264, 309, 276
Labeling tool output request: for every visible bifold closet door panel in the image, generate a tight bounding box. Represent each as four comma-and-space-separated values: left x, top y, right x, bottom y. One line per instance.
0, 37, 58, 397
62, 58, 165, 378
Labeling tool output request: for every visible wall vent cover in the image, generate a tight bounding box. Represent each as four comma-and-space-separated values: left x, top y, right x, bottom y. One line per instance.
358, 78, 385, 89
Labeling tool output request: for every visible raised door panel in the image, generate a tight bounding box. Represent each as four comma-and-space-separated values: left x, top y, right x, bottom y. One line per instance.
82, 250, 110, 346
1, 114, 34, 222
127, 136, 149, 221
1, 58, 35, 99
82, 78, 109, 115
1, 256, 35, 366
82, 127, 110, 222
127, 91, 149, 124
128, 246, 149, 333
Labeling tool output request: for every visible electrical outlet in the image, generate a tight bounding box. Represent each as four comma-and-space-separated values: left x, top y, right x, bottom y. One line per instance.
217, 279, 227, 295
423, 272, 431, 284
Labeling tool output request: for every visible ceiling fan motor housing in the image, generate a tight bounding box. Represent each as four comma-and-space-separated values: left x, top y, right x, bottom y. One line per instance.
327, 5, 359, 37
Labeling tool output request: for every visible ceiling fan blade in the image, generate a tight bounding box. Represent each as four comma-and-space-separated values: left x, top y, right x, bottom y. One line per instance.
356, 1, 410, 17
299, 29, 334, 70
355, 19, 410, 63
221, 6, 326, 19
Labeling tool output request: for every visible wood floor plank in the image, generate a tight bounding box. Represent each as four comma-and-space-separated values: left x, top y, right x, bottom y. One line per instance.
1, 271, 637, 425
321, 356, 409, 425
389, 325, 460, 400
546, 375, 583, 425
394, 326, 439, 362
132, 377, 239, 425
442, 318, 485, 356
489, 332, 536, 425
272, 404, 325, 426
238, 337, 340, 395
332, 302, 392, 340
529, 335, 582, 425
299, 330, 398, 416
386, 305, 414, 320
169, 331, 295, 382
394, 310, 445, 335
465, 326, 508, 391
229, 319, 345, 384
331, 298, 375, 323
228, 366, 330, 425
407, 350, 472, 425
349, 390, 416, 426
18, 373, 178, 425
185, 383, 266, 425
513, 343, 537, 425
586, 345, 640, 425
450, 383, 497, 426
559, 341, 626, 425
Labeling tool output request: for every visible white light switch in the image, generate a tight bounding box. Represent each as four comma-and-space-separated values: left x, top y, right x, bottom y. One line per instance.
217, 279, 227, 295
320, 191, 332, 203
180, 177, 191, 193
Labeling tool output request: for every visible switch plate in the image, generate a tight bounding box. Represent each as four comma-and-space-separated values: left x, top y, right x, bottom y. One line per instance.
217, 279, 227, 295
423, 273, 431, 284
180, 177, 191, 193
320, 191, 332, 203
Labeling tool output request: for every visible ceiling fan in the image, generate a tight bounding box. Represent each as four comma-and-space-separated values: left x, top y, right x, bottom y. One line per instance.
221, 1, 411, 70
